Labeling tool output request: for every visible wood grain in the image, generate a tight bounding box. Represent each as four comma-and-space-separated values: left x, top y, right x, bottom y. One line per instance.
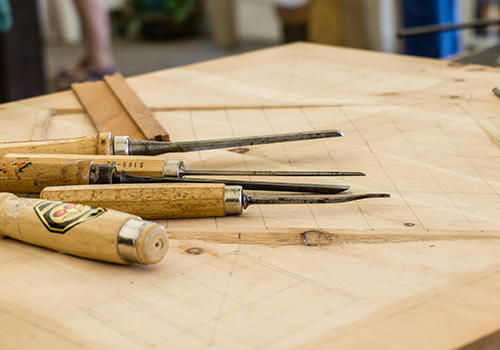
104, 73, 170, 141
0, 193, 168, 264
5, 153, 168, 177
0, 133, 112, 157
1, 43, 500, 349
40, 183, 228, 219
0, 159, 92, 193
164, 228, 500, 246
72, 73, 169, 141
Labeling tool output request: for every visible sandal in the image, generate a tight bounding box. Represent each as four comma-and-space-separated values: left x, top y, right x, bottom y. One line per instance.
53, 61, 118, 90
55, 58, 89, 81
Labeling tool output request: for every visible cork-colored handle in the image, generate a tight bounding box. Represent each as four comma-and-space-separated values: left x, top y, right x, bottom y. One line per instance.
0, 133, 112, 157
40, 183, 228, 219
5, 153, 166, 177
0, 193, 168, 264
0, 159, 93, 193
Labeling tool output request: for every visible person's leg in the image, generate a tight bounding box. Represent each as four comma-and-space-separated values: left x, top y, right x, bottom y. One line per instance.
54, 0, 117, 89
74, 0, 116, 70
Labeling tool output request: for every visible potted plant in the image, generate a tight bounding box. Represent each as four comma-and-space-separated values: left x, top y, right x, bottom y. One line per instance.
130, 0, 202, 40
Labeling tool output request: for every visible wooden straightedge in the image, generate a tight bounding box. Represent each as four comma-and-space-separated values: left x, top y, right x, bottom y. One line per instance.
72, 72, 170, 141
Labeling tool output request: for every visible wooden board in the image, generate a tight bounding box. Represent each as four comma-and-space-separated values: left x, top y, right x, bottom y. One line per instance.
0, 43, 500, 349
72, 73, 170, 141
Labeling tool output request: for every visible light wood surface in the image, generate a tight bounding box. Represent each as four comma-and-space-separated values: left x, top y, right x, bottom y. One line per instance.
0, 43, 500, 349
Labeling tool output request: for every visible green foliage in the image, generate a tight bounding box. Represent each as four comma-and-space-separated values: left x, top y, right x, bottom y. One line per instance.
131, 0, 198, 22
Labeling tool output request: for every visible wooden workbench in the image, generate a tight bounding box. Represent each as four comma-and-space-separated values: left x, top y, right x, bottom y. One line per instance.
1, 43, 500, 349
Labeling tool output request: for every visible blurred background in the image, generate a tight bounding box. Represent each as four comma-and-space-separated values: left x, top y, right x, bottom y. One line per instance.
2, 0, 500, 103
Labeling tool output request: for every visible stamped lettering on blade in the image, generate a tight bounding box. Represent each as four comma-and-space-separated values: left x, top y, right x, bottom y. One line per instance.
34, 201, 106, 234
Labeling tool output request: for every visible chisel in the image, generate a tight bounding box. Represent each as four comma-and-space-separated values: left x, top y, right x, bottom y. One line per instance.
0, 159, 349, 194
0, 129, 343, 157
4, 154, 365, 178
0, 192, 168, 264
40, 183, 390, 219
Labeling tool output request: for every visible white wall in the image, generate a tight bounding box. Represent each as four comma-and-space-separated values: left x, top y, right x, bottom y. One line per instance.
39, 0, 126, 44
236, 0, 282, 42
107, 0, 126, 10
38, 0, 81, 44
364, 0, 398, 53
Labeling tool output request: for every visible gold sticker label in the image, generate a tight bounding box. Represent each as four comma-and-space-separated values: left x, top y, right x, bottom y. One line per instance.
34, 201, 107, 234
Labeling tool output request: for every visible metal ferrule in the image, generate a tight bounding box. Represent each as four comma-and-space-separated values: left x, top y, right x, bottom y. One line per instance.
117, 218, 149, 264
223, 186, 244, 215
89, 164, 116, 184
113, 136, 130, 155
163, 159, 185, 178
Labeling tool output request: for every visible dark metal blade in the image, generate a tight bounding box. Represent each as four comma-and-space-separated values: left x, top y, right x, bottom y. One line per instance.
128, 129, 343, 155
244, 193, 390, 208
182, 170, 365, 177
116, 171, 349, 194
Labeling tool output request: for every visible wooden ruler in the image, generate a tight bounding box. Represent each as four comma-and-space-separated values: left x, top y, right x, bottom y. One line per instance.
72, 73, 170, 141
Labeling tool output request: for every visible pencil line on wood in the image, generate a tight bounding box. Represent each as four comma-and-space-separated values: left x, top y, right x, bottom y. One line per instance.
41, 109, 53, 141
51, 104, 380, 116
149, 104, 375, 111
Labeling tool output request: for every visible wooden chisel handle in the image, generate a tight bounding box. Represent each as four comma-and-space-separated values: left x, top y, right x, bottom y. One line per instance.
0, 193, 168, 264
0, 159, 97, 193
40, 183, 244, 219
5, 153, 169, 177
0, 132, 112, 157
